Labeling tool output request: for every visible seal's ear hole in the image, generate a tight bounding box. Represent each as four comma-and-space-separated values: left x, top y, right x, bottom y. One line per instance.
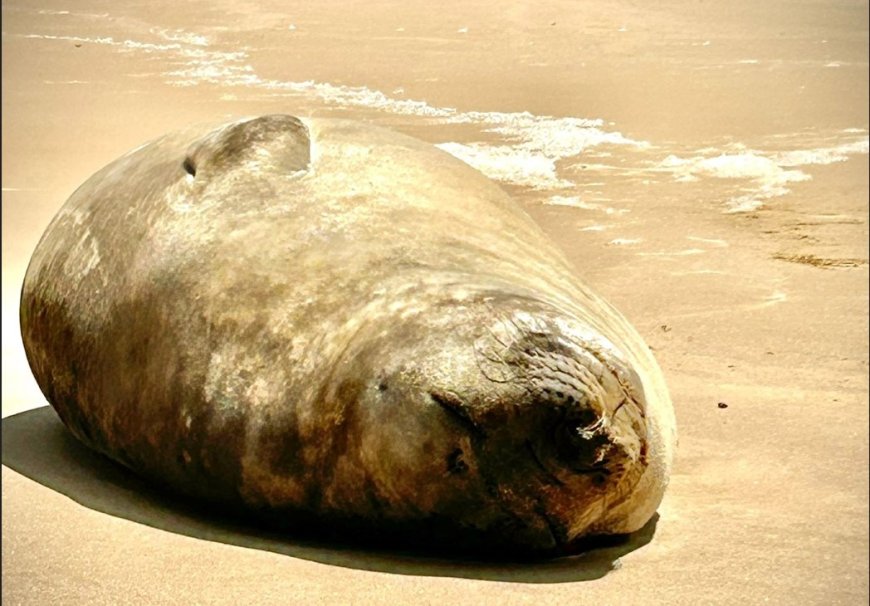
182, 157, 197, 177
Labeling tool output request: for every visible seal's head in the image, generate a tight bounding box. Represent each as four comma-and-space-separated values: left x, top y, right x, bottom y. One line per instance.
309, 291, 652, 552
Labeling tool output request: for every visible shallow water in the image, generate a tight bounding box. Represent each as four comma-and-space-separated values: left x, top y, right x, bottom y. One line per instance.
4, 1, 868, 214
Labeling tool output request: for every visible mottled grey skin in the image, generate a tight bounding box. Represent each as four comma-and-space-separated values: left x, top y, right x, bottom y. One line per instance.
20, 115, 676, 553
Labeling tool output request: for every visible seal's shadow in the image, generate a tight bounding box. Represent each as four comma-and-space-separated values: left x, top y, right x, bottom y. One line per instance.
2, 406, 658, 583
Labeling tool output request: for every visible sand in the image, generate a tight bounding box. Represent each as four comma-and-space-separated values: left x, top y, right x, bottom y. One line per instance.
2, 0, 868, 604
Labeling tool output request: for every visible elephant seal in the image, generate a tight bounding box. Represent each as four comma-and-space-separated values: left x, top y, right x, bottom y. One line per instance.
20, 115, 676, 554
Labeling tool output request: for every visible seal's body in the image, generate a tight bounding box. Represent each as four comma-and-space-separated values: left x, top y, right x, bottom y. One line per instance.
20, 115, 676, 553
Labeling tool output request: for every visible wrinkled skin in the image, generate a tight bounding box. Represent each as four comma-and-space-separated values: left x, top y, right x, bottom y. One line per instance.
20, 115, 676, 553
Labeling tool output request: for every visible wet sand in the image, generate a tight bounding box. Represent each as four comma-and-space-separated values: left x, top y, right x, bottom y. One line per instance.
2, 1, 868, 604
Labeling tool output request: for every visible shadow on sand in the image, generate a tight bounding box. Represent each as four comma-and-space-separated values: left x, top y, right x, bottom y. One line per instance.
2, 406, 658, 583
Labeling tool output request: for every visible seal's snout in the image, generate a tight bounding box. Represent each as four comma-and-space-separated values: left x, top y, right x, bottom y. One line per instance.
422, 305, 654, 545
335, 296, 658, 551
524, 348, 648, 499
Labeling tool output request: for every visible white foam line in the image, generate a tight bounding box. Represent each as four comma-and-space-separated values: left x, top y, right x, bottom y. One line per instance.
637, 249, 705, 257
150, 28, 209, 46
434, 115, 647, 189
19, 29, 649, 191
656, 134, 869, 212
37, 9, 109, 18
670, 270, 727, 276
662, 294, 786, 319
436, 143, 566, 188
774, 138, 869, 166
32, 25, 867, 208
22, 33, 187, 53
761, 291, 788, 307
686, 236, 728, 247
543, 195, 628, 215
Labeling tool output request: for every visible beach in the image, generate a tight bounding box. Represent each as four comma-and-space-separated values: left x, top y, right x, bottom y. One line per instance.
2, 1, 868, 604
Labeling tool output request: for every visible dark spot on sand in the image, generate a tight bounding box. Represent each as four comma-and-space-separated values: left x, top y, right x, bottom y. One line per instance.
718, 402, 728, 409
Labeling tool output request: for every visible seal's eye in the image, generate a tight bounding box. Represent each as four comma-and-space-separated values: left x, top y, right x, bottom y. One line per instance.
182, 157, 196, 177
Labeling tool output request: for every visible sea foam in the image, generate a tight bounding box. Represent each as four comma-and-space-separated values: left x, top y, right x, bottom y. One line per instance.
18, 23, 870, 207
658, 136, 868, 212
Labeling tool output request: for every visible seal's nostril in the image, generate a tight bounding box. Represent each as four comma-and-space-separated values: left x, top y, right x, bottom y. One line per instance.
553, 412, 612, 470
446, 448, 468, 474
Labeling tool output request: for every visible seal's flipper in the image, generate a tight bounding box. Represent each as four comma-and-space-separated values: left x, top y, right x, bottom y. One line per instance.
183, 115, 311, 179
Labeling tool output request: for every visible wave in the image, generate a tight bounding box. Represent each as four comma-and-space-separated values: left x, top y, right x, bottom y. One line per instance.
657, 136, 868, 212
17, 24, 870, 208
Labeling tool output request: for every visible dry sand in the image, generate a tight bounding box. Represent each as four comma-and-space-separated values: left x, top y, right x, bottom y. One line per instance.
2, 0, 868, 604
